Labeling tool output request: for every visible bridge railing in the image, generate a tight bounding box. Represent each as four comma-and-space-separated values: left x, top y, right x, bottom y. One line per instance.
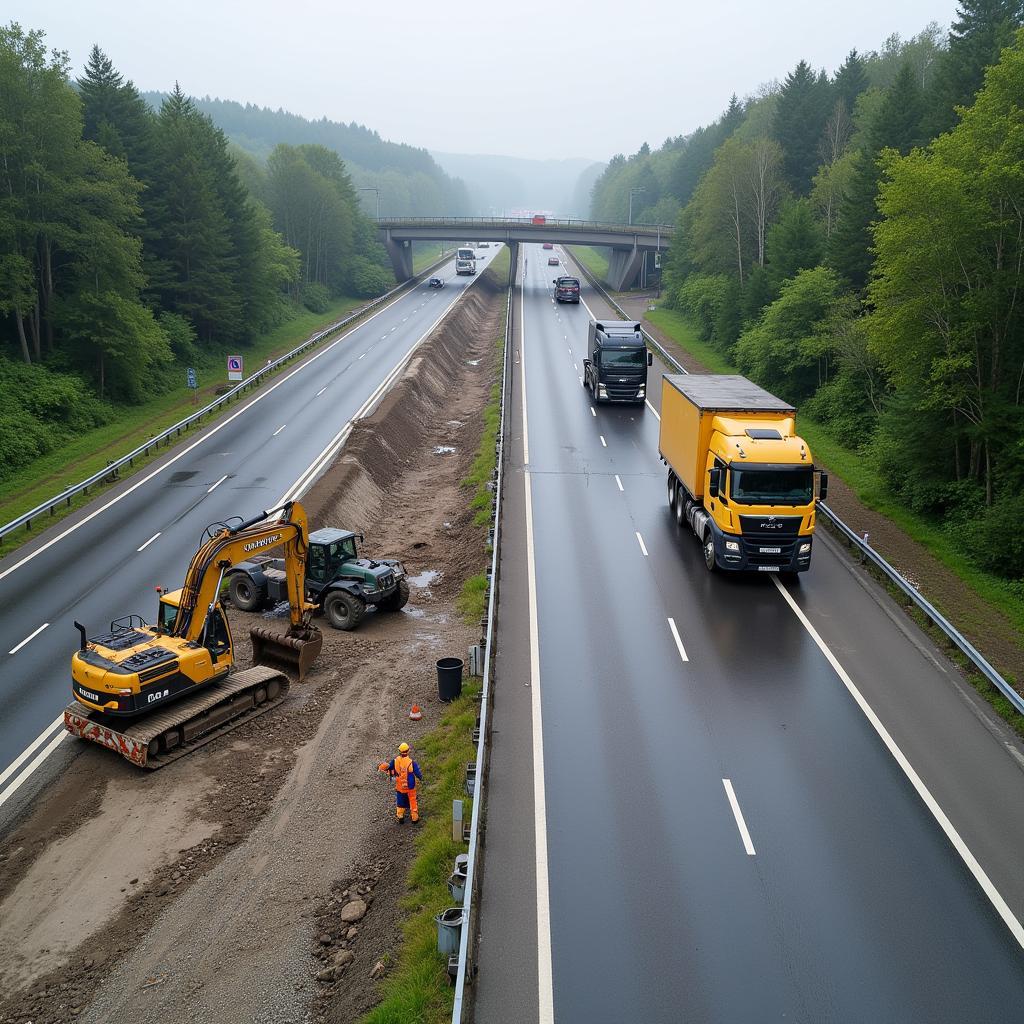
377, 215, 674, 237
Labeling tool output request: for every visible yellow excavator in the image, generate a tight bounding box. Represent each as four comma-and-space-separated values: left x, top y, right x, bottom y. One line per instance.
64, 501, 323, 769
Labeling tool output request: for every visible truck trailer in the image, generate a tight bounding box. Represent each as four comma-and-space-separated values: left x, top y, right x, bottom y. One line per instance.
583, 320, 653, 405
659, 374, 827, 573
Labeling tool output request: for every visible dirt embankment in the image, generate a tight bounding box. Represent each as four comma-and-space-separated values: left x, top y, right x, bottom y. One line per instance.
0, 270, 505, 1024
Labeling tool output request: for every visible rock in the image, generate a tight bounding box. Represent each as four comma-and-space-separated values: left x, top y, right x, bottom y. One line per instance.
316, 968, 335, 983
339, 899, 367, 923
172, 871, 181, 881
130, 878, 139, 885
318, 933, 332, 946
346, 927, 358, 940
370, 960, 387, 979
332, 949, 354, 969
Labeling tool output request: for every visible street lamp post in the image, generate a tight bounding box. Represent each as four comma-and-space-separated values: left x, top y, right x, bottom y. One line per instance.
358, 186, 380, 220
628, 186, 646, 226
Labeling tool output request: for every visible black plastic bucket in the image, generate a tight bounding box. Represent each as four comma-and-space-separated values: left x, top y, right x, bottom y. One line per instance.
437, 657, 464, 702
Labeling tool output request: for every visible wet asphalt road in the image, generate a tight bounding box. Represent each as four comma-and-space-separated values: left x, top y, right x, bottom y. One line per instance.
475, 246, 1024, 1022
0, 251, 502, 819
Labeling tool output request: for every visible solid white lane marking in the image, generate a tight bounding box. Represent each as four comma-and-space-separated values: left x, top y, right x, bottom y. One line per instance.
8, 622, 49, 655
272, 424, 287, 436
137, 532, 161, 552
723, 779, 757, 856
600, 435, 607, 447
646, 399, 661, 419
0, 729, 68, 811
0, 273, 444, 586
615, 475, 624, 491
667, 617, 689, 662
772, 576, 1024, 950
0, 715, 64, 789
207, 475, 228, 494
636, 532, 649, 557
590, 407, 596, 417
315, 386, 328, 397
520, 251, 555, 1023
359, 353, 366, 359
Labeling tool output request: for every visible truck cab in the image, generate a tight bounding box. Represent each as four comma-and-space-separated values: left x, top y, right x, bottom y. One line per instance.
583, 320, 652, 405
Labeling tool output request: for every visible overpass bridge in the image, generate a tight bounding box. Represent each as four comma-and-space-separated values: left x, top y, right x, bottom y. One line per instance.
377, 216, 673, 290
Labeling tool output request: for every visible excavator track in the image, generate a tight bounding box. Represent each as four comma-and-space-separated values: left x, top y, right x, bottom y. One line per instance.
64, 666, 290, 770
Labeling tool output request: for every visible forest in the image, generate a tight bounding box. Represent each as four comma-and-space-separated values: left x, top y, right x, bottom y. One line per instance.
589, 2, 1024, 582
0, 25, 418, 484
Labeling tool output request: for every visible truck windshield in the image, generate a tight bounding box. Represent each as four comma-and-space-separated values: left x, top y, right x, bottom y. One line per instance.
730, 467, 813, 505
457, 251, 474, 259
601, 348, 645, 367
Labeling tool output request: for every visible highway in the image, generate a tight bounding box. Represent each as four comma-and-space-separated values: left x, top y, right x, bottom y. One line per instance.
0, 249, 502, 820
475, 245, 1024, 1022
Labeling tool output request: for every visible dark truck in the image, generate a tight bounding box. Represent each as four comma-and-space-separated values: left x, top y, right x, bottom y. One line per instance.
582, 320, 652, 405
553, 275, 581, 303
227, 527, 409, 631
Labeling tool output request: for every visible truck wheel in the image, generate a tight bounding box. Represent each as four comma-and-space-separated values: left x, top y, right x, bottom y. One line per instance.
229, 573, 263, 612
379, 577, 410, 612
703, 531, 718, 572
667, 474, 676, 513
324, 591, 366, 631
675, 495, 686, 527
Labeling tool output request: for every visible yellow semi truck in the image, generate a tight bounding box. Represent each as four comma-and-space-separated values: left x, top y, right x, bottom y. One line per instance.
659, 374, 827, 574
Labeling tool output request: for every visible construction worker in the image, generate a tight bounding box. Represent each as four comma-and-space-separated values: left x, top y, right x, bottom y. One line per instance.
378, 742, 423, 825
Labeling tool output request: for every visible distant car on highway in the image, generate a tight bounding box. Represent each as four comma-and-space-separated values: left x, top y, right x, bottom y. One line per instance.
428, 277, 444, 288
542, 242, 554, 250
479, 241, 490, 248
547, 256, 559, 266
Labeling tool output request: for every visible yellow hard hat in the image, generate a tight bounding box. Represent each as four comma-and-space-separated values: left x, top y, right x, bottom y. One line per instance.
398, 742, 410, 754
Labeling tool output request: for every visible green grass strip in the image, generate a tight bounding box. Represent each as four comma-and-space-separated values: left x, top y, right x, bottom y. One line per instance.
360, 681, 480, 1024
645, 306, 1024, 641
568, 245, 610, 281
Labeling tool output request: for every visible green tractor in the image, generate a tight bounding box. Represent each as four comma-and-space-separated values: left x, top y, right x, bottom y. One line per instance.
227, 528, 409, 631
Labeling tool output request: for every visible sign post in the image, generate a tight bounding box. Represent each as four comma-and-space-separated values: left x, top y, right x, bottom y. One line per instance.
227, 355, 243, 382
186, 367, 197, 404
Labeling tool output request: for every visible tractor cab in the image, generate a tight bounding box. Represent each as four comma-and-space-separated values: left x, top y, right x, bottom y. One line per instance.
307, 528, 398, 594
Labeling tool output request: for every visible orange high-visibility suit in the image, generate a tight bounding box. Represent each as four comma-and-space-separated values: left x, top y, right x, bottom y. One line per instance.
378, 754, 423, 822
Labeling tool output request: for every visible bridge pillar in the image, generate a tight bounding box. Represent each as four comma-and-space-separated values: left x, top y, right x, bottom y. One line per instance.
607, 246, 645, 290
382, 233, 415, 282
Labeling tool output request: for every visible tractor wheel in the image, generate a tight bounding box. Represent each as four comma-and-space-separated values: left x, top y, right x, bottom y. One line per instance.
379, 577, 410, 612
324, 590, 366, 631
229, 573, 263, 612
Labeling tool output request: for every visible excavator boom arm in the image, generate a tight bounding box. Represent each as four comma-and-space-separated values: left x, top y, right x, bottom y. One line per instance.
173, 501, 315, 641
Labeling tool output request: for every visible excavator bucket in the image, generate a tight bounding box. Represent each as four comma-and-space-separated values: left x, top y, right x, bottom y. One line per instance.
250, 624, 323, 682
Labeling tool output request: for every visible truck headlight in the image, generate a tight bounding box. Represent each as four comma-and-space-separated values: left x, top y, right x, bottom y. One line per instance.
725, 540, 740, 552
637, 386, 646, 396
799, 542, 811, 554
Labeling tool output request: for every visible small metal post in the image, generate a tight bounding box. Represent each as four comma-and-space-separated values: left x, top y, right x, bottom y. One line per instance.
452, 799, 463, 843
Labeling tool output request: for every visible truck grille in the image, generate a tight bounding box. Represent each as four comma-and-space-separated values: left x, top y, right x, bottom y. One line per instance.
738, 515, 802, 537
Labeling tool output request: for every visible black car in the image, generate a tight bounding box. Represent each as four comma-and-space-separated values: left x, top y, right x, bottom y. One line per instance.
553, 276, 581, 303
428, 277, 444, 288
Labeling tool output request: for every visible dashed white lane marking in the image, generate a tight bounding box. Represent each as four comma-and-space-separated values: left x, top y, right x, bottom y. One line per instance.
574, 363, 578, 371
635, 532, 649, 557
590, 407, 596, 417
359, 353, 366, 360
8, 623, 49, 655
772, 577, 1024, 950
316, 386, 328, 397
600, 435, 607, 447
272, 424, 287, 436
615, 475, 624, 491
723, 779, 757, 856
137, 532, 161, 552
667, 617, 689, 663
207, 475, 228, 494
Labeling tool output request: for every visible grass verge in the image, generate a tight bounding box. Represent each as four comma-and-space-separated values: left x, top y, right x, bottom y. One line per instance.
645, 304, 1024, 663
569, 245, 610, 281
360, 680, 480, 1024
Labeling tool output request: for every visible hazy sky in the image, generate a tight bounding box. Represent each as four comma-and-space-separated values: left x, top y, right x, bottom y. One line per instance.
10, 0, 959, 161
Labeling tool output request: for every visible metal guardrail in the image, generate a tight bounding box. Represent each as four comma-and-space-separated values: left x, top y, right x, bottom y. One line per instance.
451, 249, 513, 1022
566, 248, 1024, 719
378, 215, 674, 236
0, 253, 454, 545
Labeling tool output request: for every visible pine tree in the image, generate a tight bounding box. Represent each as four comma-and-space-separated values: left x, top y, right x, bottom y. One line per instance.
773, 60, 832, 194
77, 45, 153, 168
833, 50, 869, 114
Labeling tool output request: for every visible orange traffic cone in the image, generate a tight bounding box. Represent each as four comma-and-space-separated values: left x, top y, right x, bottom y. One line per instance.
409, 704, 423, 721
